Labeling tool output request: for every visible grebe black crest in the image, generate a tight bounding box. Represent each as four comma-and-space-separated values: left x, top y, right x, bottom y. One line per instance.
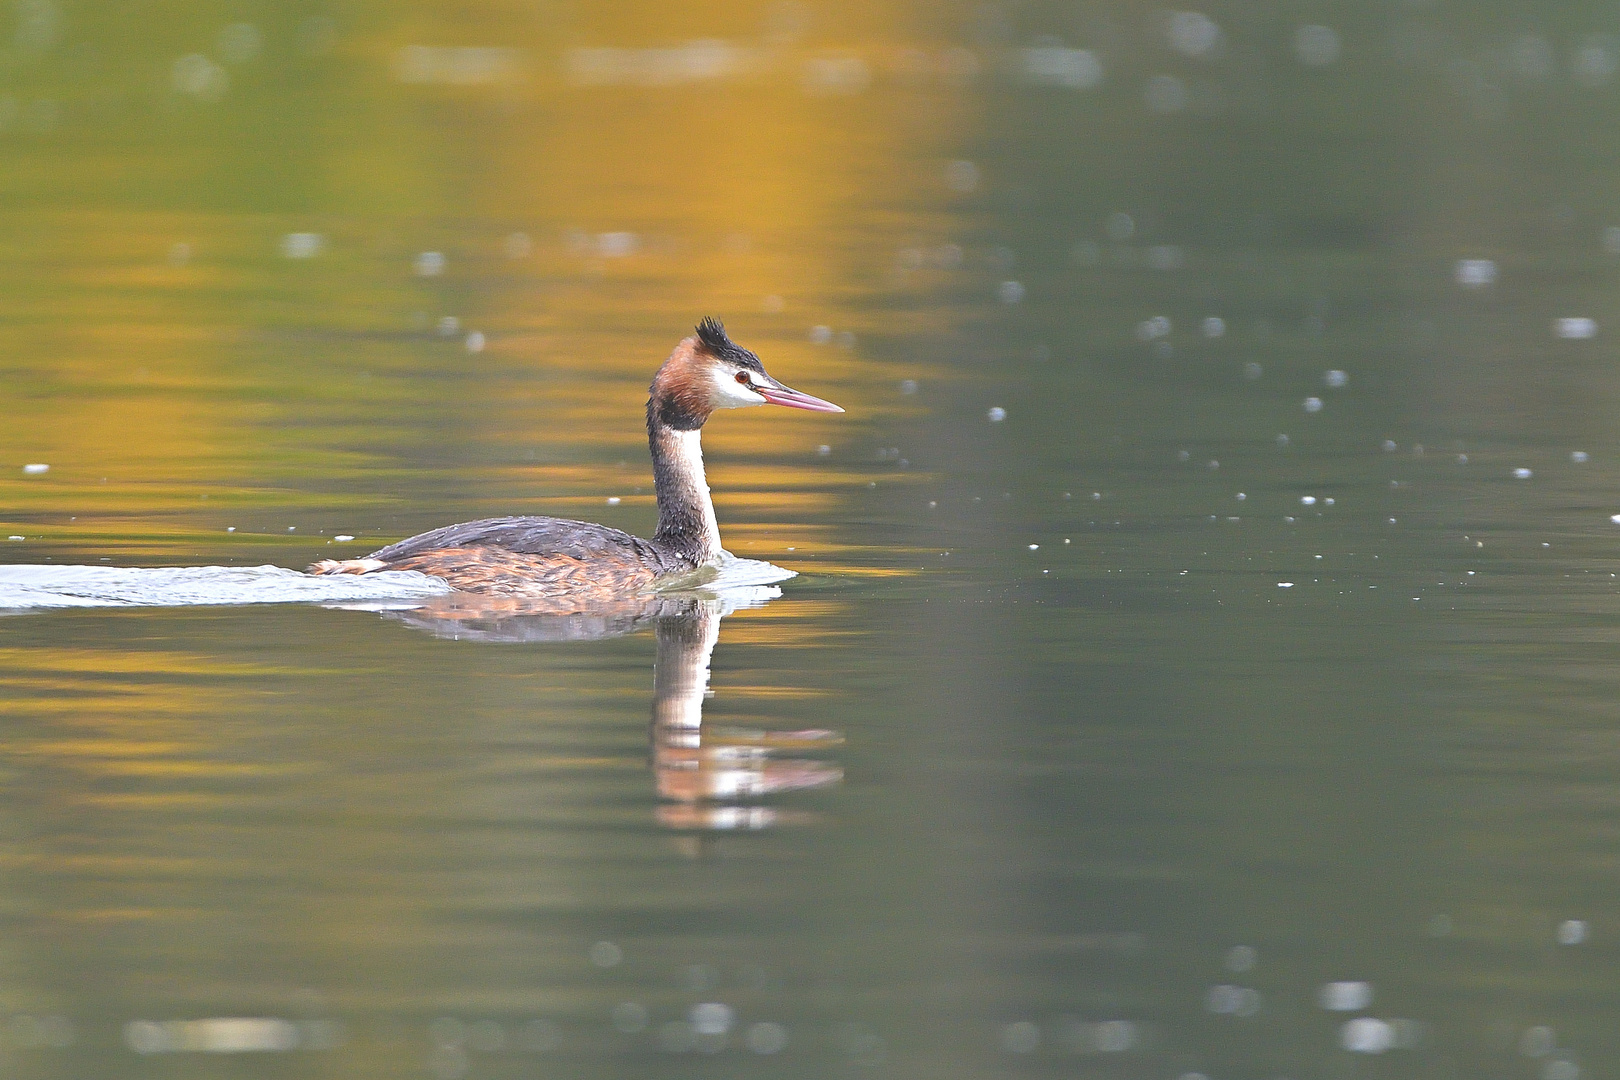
309, 320, 842, 602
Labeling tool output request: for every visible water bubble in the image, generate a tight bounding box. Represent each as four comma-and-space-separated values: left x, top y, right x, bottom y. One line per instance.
987, 407, 1007, 422
998, 280, 1025, 303
334, 534, 355, 542
173, 53, 229, 99
1105, 212, 1136, 241
1295, 24, 1341, 66
21, 463, 47, 475
808, 325, 832, 344
1324, 369, 1348, 388
437, 316, 461, 336
1383, 439, 1398, 452
589, 941, 623, 967
1301, 496, 1317, 505
1513, 467, 1533, 479
1572, 451, 1589, 463
596, 232, 638, 257
1521, 1026, 1556, 1057
1207, 983, 1257, 1010
1318, 981, 1373, 1011
1545, 1061, 1581, 1080
1342, 1018, 1394, 1053
689, 1003, 733, 1037
816, 444, 831, 456
1137, 315, 1172, 340
1556, 919, 1588, 945
169, 242, 192, 266
762, 294, 785, 312
1426, 913, 1452, 936
899, 379, 918, 395
1001, 1021, 1040, 1053
280, 232, 324, 258
464, 331, 485, 353
1555, 317, 1597, 339
1021, 46, 1104, 88
1455, 258, 1497, 286
1202, 316, 1226, 337
1276, 434, 1290, 446
1244, 361, 1263, 379
415, 251, 445, 276
746, 1021, 787, 1054
1303, 396, 1323, 413
1224, 945, 1257, 971
1167, 11, 1221, 58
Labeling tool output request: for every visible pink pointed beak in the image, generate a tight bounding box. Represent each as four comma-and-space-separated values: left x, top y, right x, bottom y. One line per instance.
756, 377, 844, 413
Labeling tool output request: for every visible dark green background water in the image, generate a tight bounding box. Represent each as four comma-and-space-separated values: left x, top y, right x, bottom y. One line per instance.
2, 0, 1620, 1076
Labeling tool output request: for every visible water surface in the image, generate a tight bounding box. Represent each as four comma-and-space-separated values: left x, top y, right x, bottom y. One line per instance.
3, 1, 1620, 1077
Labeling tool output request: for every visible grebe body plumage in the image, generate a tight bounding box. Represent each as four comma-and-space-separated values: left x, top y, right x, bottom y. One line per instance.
309, 320, 841, 601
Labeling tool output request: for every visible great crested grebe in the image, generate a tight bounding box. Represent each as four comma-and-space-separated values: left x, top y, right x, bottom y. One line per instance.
309, 319, 842, 598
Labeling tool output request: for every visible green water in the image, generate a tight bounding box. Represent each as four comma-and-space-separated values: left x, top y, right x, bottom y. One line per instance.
3, 0, 1620, 1076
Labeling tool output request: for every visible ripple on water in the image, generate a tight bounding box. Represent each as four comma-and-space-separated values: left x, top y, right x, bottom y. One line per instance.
0, 554, 793, 611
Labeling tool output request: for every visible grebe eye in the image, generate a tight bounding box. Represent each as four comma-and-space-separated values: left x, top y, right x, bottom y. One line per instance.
735, 371, 750, 385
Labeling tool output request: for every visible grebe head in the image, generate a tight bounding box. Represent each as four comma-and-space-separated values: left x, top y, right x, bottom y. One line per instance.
650, 318, 843, 431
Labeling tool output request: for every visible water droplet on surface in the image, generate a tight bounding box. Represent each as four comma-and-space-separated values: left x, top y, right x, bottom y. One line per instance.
1455, 258, 1496, 286
998, 280, 1025, 303
1342, 1017, 1393, 1053
464, 331, 485, 353
1571, 451, 1589, 463
1521, 1026, 1556, 1058
1318, 981, 1373, 1011
689, 1003, 733, 1037
1303, 396, 1323, 413
588, 941, 623, 967
1225, 944, 1257, 971
987, 407, 1007, 422
415, 251, 445, 276
280, 232, 323, 259
21, 463, 47, 474
1513, 467, 1533, 479
1202, 316, 1226, 337
1324, 369, 1348, 388
1556, 919, 1588, 945
1167, 11, 1221, 58
1555, 317, 1597, 339
1295, 24, 1341, 66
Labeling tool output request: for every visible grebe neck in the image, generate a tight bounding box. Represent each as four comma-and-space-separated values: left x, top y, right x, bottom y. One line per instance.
649, 422, 723, 564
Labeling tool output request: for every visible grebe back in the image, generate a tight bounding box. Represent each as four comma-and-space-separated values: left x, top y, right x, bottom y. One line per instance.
309, 319, 842, 599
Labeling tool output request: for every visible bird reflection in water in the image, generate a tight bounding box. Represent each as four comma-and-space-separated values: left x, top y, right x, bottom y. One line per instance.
373, 586, 843, 832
